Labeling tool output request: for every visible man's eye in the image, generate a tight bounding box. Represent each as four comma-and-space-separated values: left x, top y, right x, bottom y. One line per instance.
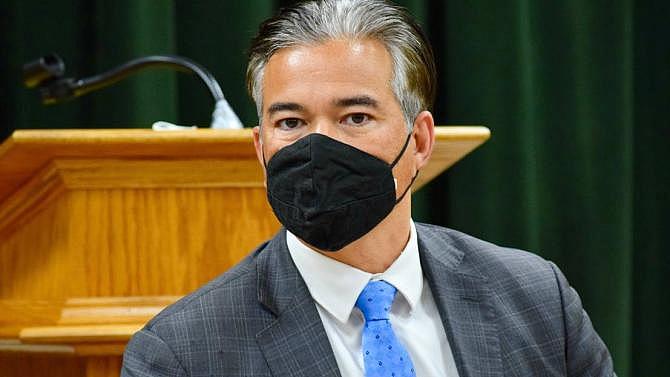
343, 113, 370, 126
277, 118, 304, 129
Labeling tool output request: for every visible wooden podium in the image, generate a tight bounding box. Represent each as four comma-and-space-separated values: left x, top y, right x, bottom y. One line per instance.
0, 127, 489, 376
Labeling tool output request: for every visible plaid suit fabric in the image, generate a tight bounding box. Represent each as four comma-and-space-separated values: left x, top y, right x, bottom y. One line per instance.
417, 223, 615, 377
122, 224, 615, 376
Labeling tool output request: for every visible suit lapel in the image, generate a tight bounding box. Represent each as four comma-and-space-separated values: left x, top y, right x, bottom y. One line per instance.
418, 227, 502, 377
255, 230, 341, 377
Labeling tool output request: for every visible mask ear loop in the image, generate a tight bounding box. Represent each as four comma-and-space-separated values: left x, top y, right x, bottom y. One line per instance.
261, 138, 271, 170
388, 132, 412, 168
395, 170, 419, 204
389, 132, 419, 204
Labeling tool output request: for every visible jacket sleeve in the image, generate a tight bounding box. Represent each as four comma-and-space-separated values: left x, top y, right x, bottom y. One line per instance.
121, 328, 188, 377
549, 261, 617, 377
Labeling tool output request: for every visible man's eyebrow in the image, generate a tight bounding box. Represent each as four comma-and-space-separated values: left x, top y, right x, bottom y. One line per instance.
267, 102, 304, 116
334, 96, 379, 108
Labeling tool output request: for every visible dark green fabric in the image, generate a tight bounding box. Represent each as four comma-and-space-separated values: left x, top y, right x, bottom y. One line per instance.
632, 1, 670, 375
0, 1, 667, 376
421, 2, 669, 376
433, 1, 637, 374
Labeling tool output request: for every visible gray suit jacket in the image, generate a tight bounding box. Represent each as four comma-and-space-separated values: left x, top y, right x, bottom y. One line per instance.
122, 223, 615, 376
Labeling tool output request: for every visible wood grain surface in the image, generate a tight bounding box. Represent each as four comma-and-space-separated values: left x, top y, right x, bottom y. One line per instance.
0, 187, 279, 298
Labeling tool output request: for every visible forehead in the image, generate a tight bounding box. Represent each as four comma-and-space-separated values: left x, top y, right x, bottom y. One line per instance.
262, 38, 395, 107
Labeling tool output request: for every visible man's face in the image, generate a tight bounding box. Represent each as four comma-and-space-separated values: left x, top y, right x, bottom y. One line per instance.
254, 38, 416, 192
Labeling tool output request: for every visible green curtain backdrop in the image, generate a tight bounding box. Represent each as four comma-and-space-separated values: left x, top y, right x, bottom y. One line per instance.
437, 0, 637, 373
0, 1, 667, 375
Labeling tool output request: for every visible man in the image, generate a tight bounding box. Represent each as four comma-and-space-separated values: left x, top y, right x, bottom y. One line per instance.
122, 0, 615, 376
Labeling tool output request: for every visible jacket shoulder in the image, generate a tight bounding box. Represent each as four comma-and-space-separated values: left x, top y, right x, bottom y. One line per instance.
123, 240, 275, 375
145, 242, 270, 333
416, 223, 614, 374
415, 222, 554, 280
416, 222, 561, 324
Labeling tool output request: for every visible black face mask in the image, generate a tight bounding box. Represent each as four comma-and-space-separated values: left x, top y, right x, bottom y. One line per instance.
264, 132, 416, 251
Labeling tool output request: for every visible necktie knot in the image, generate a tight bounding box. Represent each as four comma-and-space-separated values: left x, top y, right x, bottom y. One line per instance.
356, 280, 397, 321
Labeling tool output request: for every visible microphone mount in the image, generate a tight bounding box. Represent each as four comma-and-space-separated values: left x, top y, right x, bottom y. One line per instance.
22, 54, 243, 129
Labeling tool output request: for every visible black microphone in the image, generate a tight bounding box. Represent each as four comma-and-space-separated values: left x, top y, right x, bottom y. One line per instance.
22, 54, 243, 129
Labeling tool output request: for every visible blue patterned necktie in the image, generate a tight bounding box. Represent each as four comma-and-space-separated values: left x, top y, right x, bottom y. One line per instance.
355, 280, 416, 377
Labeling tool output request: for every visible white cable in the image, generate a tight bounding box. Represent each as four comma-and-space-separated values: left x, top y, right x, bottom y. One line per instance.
151, 121, 197, 130
211, 98, 244, 129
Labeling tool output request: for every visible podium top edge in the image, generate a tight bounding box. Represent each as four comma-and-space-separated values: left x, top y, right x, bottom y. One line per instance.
4, 126, 489, 144
0, 126, 489, 206
5, 128, 254, 145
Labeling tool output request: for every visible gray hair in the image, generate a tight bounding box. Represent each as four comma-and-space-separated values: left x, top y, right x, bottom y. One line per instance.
246, 0, 436, 130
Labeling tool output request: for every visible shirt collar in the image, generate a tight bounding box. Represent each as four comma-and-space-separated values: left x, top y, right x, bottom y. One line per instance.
286, 220, 424, 323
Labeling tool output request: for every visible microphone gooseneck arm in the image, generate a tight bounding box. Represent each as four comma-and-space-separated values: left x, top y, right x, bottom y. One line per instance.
71, 55, 225, 102
23, 54, 243, 129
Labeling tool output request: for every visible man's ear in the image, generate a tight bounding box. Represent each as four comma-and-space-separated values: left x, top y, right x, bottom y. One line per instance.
252, 126, 267, 183
412, 110, 435, 171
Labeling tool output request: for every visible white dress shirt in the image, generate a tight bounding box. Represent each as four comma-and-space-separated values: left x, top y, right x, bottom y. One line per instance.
287, 220, 460, 377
